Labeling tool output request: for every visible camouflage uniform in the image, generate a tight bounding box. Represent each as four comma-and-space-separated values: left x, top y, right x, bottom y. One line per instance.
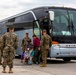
40, 34, 52, 64
0, 36, 4, 63
2, 32, 18, 68
21, 37, 31, 61
21, 37, 31, 52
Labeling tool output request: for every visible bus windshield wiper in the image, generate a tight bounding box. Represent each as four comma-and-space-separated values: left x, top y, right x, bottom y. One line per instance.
70, 19, 74, 32
66, 19, 74, 31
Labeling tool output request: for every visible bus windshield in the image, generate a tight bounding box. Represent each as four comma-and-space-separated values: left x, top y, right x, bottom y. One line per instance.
51, 9, 76, 36
68, 10, 76, 35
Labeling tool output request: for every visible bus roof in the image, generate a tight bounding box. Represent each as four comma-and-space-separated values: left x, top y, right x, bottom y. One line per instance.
0, 6, 76, 23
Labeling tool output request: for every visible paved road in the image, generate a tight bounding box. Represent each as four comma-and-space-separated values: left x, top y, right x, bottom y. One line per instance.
0, 59, 76, 75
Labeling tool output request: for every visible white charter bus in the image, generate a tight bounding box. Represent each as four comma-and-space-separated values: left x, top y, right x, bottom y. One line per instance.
0, 6, 76, 62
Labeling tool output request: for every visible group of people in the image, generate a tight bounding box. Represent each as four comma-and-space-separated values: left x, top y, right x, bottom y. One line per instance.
0, 25, 52, 73
21, 29, 52, 67
21, 33, 41, 65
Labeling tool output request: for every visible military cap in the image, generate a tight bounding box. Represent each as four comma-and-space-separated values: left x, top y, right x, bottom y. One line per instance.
9, 25, 14, 30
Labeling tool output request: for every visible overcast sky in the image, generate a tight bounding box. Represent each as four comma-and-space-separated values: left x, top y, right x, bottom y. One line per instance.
0, 0, 76, 20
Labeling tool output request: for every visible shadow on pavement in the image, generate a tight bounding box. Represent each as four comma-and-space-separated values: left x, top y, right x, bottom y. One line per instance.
47, 59, 76, 64
14, 57, 76, 66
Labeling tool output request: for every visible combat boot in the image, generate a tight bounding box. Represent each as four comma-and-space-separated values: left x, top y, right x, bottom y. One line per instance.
40, 63, 47, 67
9, 68, 13, 73
2, 68, 6, 73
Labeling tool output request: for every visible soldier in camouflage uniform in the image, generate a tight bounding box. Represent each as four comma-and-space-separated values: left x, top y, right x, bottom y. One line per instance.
21, 33, 31, 63
2, 26, 18, 73
0, 35, 4, 65
40, 29, 52, 67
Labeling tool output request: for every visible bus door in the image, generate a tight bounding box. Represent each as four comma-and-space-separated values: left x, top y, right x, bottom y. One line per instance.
40, 11, 54, 35
33, 20, 41, 39
40, 18, 50, 35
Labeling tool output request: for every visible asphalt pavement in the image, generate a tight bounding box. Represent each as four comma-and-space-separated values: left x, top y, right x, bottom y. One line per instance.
0, 58, 76, 75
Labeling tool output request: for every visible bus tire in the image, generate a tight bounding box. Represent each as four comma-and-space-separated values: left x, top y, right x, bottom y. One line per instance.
63, 58, 71, 62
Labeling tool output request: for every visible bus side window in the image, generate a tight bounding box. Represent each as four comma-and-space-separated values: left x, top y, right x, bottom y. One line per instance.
33, 20, 41, 39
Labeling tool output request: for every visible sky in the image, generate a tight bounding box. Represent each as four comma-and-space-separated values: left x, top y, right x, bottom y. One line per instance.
0, 0, 76, 20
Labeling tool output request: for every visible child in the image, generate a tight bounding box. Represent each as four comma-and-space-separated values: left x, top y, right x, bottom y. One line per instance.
24, 39, 34, 65
24, 51, 29, 63
28, 46, 34, 65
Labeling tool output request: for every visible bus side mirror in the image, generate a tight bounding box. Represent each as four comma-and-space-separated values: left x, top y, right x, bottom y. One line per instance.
49, 11, 54, 21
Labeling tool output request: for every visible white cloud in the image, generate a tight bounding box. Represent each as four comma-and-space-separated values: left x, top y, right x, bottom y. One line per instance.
0, 0, 76, 20
0, 0, 17, 7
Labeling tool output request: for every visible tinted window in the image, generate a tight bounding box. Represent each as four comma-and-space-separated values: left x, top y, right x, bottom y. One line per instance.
52, 9, 71, 36
68, 10, 76, 35
15, 13, 34, 23
33, 8, 48, 19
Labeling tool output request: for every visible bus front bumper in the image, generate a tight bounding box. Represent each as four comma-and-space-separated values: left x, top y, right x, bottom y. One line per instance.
50, 44, 76, 58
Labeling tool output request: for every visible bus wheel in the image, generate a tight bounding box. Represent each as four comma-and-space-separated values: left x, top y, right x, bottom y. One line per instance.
63, 58, 71, 62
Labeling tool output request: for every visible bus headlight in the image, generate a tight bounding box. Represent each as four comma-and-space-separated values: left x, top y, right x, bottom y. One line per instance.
52, 44, 60, 49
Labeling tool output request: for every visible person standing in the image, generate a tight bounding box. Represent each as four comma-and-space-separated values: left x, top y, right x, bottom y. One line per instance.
33, 35, 40, 64
0, 35, 4, 65
21, 33, 31, 63
2, 26, 18, 73
40, 29, 52, 67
